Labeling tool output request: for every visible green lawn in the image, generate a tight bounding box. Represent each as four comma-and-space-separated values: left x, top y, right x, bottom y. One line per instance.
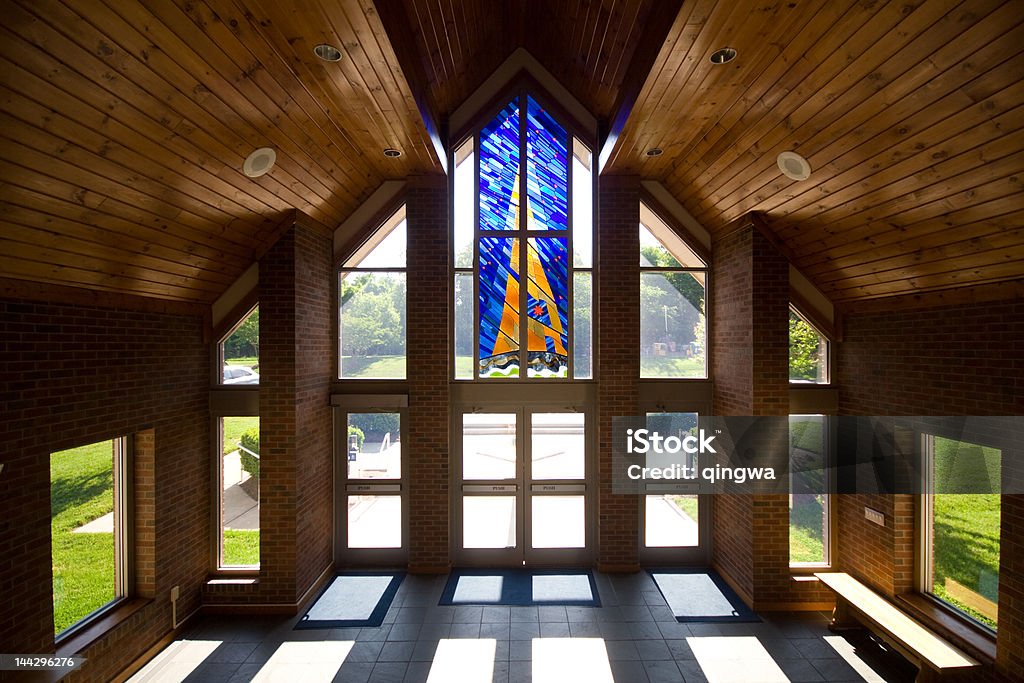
640, 356, 705, 378
225, 356, 258, 367
51, 441, 116, 634
223, 529, 260, 566
671, 495, 698, 521
931, 436, 1001, 629
341, 355, 407, 378
790, 496, 826, 564
223, 416, 259, 455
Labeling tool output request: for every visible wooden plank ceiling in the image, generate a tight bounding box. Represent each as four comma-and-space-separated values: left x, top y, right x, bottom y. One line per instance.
1, 0, 1022, 304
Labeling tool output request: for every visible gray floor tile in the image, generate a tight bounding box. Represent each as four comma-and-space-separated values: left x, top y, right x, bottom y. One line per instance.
453, 606, 484, 623
402, 661, 431, 683
644, 660, 685, 683
629, 620, 664, 640
348, 641, 385, 662
510, 606, 539, 622
387, 623, 422, 641
358, 625, 392, 641
509, 622, 541, 640
675, 660, 708, 683
482, 606, 512, 623
664, 639, 695, 661
450, 622, 482, 638
539, 622, 570, 637
792, 637, 840, 660
598, 620, 634, 640
508, 660, 532, 683
776, 658, 826, 682
480, 622, 511, 640
538, 606, 567, 622
509, 640, 533, 661
491, 660, 510, 683
378, 641, 415, 662
605, 639, 640, 661
634, 639, 672, 661
657, 622, 691, 639
368, 661, 408, 683
568, 621, 601, 637
610, 660, 650, 682
334, 661, 374, 683
410, 640, 440, 662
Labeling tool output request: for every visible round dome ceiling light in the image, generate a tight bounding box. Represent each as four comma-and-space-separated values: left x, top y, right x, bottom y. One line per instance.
777, 151, 812, 181
383, 148, 402, 158
710, 47, 737, 65
243, 147, 276, 178
314, 43, 343, 62
646, 148, 663, 157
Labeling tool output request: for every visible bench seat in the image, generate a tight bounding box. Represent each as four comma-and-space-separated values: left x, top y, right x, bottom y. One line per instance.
815, 572, 980, 682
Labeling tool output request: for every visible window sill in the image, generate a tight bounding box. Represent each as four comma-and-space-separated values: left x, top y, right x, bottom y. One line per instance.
56, 597, 151, 657
895, 593, 996, 662
790, 566, 829, 577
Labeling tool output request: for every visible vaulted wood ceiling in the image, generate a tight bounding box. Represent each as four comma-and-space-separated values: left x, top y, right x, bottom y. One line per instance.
1, 0, 1022, 305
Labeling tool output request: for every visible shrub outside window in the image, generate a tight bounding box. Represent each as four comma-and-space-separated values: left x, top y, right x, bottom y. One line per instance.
789, 306, 828, 384
220, 417, 260, 568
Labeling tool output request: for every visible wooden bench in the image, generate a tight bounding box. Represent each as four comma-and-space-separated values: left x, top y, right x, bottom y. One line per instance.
815, 572, 980, 683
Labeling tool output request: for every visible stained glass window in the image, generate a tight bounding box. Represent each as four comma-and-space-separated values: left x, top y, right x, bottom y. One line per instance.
479, 101, 520, 232
467, 93, 588, 380
526, 96, 568, 231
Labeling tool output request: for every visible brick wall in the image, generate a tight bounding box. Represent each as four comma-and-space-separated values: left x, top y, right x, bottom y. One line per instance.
206, 219, 334, 605
406, 177, 451, 572
597, 175, 640, 570
836, 297, 1024, 679
710, 220, 830, 608
0, 293, 208, 682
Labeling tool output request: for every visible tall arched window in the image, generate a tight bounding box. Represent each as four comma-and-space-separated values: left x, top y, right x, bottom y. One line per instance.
452, 92, 593, 380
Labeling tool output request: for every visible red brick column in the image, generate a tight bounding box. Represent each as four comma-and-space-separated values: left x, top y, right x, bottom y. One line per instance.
254, 216, 333, 604
711, 217, 794, 608
597, 175, 640, 571
406, 176, 451, 572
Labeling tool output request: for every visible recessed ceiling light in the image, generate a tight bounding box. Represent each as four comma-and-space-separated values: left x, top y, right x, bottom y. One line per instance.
777, 151, 812, 181
383, 148, 402, 158
313, 44, 342, 62
710, 47, 738, 65
243, 147, 276, 178
646, 148, 663, 157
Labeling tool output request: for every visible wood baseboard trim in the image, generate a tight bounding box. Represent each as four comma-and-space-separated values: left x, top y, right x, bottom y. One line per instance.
754, 601, 835, 612
407, 564, 451, 575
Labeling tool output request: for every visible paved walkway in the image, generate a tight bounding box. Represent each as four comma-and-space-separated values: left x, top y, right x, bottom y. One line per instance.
74, 451, 258, 534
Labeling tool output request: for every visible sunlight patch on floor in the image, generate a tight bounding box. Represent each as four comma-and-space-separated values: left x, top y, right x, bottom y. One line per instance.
426, 638, 496, 682
687, 636, 790, 683
251, 640, 353, 682
532, 638, 613, 683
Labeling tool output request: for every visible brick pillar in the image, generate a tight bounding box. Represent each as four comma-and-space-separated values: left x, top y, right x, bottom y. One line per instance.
406, 176, 451, 572
597, 175, 640, 571
711, 217, 789, 607
257, 215, 333, 603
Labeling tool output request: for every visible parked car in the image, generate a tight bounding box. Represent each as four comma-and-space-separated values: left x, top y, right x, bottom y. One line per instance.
223, 365, 259, 385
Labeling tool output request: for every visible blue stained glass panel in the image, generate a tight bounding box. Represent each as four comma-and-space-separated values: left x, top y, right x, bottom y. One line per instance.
526, 237, 568, 377
479, 101, 521, 232
526, 96, 568, 231
478, 237, 520, 377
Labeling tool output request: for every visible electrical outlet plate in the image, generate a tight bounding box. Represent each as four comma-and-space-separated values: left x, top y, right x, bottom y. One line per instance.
865, 507, 885, 526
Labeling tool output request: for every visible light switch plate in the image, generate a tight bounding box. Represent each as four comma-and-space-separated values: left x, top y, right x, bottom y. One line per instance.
865, 507, 885, 526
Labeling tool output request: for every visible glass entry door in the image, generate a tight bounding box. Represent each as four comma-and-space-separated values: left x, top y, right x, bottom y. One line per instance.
456, 409, 590, 565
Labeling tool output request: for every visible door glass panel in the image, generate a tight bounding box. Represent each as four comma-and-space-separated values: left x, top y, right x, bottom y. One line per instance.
531, 413, 584, 480
532, 496, 585, 548
348, 495, 401, 548
347, 413, 401, 480
645, 494, 698, 547
464, 497, 516, 548
463, 413, 517, 480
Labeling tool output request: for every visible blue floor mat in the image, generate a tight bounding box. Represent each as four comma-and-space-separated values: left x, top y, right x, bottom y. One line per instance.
648, 569, 760, 622
296, 572, 404, 629
439, 568, 601, 606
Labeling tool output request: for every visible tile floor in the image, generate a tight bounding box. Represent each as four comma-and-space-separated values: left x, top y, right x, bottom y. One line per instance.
129, 571, 918, 682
